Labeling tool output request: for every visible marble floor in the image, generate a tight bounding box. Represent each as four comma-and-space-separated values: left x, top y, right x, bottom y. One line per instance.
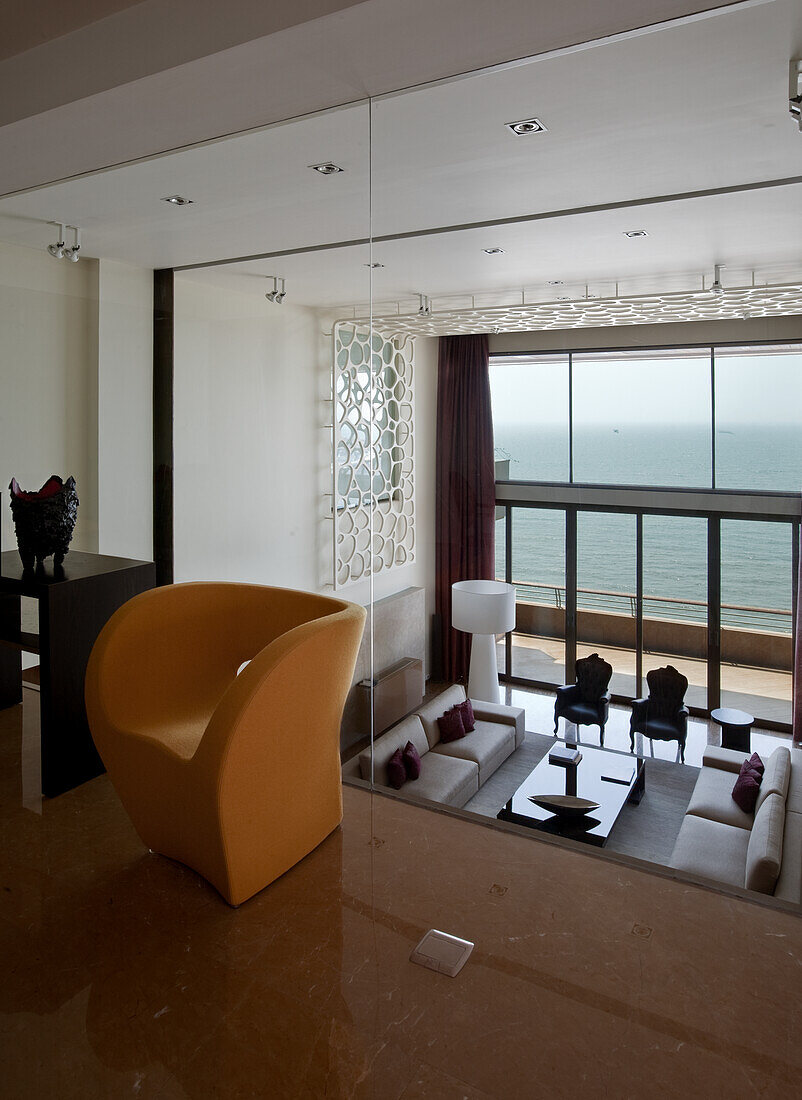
2, 688, 801, 1098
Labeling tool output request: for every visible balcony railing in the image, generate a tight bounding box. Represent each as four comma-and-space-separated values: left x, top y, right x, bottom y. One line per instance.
498, 579, 792, 636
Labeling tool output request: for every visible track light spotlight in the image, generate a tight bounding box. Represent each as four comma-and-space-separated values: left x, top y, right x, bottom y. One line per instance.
265, 276, 286, 304
47, 223, 67, 259
710, 263, 725, 295
790, 60, 802, 131
66, 226, 81, 262
48, 223, 82, 262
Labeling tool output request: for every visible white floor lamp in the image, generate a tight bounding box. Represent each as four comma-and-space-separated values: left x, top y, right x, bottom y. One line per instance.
451, 580, 516, 704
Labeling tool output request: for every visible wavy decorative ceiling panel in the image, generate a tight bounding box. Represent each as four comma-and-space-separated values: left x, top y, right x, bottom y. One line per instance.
364, 282, 802, 338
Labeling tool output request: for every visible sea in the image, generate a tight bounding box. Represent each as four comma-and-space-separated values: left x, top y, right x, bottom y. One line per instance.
493, 424, 801, 632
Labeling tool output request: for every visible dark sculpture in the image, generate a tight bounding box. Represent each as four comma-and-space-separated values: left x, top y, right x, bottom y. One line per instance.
8, 475, 79, 571
554, 652, 613, 744
629, 665, 689, 763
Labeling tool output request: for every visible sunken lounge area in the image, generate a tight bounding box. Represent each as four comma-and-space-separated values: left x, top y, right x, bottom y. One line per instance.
344, 679, 801, 896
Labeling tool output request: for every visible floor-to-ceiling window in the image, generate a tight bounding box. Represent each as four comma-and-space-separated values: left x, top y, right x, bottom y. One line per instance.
492, 342, 801, 730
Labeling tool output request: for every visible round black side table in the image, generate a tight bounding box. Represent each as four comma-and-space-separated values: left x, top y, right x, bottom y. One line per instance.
711, 707, 754, 753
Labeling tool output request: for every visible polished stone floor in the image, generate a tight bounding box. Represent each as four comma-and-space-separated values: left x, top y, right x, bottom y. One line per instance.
2, 688, 801, 1098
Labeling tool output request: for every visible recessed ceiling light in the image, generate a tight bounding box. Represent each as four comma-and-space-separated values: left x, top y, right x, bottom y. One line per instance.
506, 117, 548, 136
309, 162, 344, 175
624, 230, 648, 238
547, 280, 564, 285
483, 247, 505, 255
162, 195, 194, 205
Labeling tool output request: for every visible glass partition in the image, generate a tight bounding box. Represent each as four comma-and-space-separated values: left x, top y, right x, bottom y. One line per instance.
167, 101, 375, 778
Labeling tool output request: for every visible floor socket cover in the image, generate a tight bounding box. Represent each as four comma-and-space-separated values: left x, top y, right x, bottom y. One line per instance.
410, 929, 474, 976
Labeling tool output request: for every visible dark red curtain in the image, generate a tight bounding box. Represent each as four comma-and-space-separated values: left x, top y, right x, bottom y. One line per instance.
435, 334, 496, 683
794, 522, 802, 744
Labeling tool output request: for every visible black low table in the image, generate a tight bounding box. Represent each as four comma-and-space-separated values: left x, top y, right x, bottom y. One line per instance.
711, 707, 754, 753
497, 743, 645, 847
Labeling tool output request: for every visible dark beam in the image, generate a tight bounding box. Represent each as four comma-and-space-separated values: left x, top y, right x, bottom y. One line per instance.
153, 268, 174, 586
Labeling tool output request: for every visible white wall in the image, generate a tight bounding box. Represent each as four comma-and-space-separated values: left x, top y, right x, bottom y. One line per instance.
0, 239, 99, 554
173, 274, 439, 669
173, 276, 324, 588
96, 259, 153, 559
0, 241, 153, 568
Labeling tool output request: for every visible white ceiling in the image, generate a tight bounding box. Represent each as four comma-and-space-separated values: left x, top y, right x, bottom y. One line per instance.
0, 0, 746, 194
0, 0, 800, 312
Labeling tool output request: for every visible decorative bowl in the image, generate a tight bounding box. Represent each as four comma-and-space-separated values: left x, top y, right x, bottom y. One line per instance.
528, 794, 601, 819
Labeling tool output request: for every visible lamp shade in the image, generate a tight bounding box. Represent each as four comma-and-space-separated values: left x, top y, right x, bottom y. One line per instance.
452, 580, 516, 635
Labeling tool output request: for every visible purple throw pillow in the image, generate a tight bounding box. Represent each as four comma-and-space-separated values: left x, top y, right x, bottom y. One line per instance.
456, 699, 475, 733
437, 707, 466, 744
732, 769, 761, 813
386, 747, 407, 790
746, 752, 764, 776
402, 740, 421, 780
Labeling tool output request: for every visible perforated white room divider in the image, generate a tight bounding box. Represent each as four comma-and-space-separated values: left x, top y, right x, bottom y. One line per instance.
332, 323, 415, 588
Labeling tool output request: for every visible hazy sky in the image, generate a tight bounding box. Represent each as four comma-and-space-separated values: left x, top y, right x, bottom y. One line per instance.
490, 352, 802, 426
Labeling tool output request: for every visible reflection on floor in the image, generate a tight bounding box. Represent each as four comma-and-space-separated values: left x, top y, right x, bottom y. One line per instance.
2, 688, 801, 1097
499, 634, 792, 725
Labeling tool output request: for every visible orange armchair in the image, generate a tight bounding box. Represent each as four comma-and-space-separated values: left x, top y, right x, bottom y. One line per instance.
85, 582, 366, 905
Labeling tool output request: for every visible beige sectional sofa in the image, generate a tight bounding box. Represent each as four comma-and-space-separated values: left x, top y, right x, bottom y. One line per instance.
670, 744, 801, 904
344, 684, 525, 807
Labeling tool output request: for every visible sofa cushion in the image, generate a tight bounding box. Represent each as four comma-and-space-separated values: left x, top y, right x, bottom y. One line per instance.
400, 752, 478, 808
472, 700, 526, 749
670, 814, 750, 886
686, 764, 756, 831
731, 768, 761, 814
755, 747, 791, 814
360, 714, 429, 785
745, 792, 785, 894
386, 748, 407, 790
773, 810, 802, 903
785, 752, 802, 814
417, 684, 467, 749
746, 752, 765, 776
437, 706, 466, 743
431, 719, 515, 785
456, 698, 475, 732
402, 740, 421, 780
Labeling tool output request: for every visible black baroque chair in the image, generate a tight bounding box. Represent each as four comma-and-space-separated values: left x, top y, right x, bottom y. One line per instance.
553, 652, 613, 745
629, 665, 689, 763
